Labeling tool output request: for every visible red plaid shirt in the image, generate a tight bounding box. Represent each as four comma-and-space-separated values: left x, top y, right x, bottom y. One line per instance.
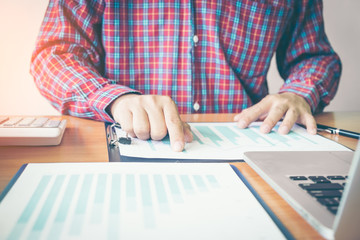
31, 0, 341, 122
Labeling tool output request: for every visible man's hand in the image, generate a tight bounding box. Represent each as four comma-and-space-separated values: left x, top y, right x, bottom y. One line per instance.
234, 92, 317, 135
110, 94, 193, 152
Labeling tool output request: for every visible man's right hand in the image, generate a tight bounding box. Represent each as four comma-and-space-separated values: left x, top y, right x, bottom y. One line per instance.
110, 94, 193, 152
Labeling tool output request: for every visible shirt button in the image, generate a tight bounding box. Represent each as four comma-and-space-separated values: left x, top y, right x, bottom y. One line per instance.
193, 102, 200, 112
193, 35, 199, 44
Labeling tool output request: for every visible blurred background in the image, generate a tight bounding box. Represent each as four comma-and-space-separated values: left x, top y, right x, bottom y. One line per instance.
0, 0, 359, 116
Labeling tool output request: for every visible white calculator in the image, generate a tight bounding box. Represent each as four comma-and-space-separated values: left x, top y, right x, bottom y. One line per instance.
0, 116, 67, 146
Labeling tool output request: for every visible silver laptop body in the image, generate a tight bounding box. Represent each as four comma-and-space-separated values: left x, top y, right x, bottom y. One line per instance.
244, 141, 360, 239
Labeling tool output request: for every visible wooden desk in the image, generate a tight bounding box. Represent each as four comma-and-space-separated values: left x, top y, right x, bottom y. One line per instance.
0, 112, 358, 239
0, 117, 108, 193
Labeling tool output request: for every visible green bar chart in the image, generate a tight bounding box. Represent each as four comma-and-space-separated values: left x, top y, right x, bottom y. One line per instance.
0, 163, 303, 239
160, 124, 320, 150
114, 122, 342, 160
6, 171, 220, 240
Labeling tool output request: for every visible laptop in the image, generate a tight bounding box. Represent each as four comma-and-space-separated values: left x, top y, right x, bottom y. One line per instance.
243, 141, 360, 240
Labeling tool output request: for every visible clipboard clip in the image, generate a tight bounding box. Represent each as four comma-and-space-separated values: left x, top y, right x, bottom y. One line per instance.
107, 123, 131, 148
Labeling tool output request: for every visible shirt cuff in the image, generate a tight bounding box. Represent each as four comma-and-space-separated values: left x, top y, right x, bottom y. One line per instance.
87, 84, 141, 122
278, 81, 321, 113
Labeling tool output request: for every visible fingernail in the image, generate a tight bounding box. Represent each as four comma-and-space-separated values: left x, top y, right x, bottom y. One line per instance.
234, 115, 240, 121
237, 120, 247, 129
308, 128, 317, 135
173, 141, 184, 152
185, 132, 193, 143
261, 124, 271, 133
278, 126, 289, 135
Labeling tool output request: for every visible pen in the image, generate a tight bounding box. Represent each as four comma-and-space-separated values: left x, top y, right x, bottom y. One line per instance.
316, 123, 360, 139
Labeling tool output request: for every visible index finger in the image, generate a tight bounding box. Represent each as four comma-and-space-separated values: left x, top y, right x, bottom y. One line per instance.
163, 100, 185, 152
302, 112, 317, 135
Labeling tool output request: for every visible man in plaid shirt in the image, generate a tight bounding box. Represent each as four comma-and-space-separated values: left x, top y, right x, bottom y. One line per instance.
31, 0, 341, 152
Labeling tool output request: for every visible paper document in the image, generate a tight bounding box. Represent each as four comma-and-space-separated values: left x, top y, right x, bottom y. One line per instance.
116, 122, 350, 160
0, 163, 285, 240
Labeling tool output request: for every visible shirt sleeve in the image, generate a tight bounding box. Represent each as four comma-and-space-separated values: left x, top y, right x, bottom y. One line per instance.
30, 0, 140, 122
276, 0, 341, 113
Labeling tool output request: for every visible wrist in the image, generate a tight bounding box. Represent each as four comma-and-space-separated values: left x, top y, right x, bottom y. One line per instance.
108, 93, 139, 119
279, 92, 312, 113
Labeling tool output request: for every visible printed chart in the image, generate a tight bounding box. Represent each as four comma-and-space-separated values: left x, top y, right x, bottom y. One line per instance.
116, 122, 349, 160
0, 163, 285, 240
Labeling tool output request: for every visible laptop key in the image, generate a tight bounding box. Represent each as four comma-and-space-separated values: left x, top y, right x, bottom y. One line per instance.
309, 176, 327, 180
299, 183, 343, 191
317, 198, 340, 207
308, 190, 342, 198
327, 206, 338, 215
309, 176, 331, 183
289, 176, 307, 181
327, 175, 346, 180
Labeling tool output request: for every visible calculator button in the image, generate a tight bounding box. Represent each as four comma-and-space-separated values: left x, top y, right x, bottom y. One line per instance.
3, 117, 22, 127
30, 117, 49, 127
18, 117, 36, 127
0, 117, 9, 125
43, 120, 61, 128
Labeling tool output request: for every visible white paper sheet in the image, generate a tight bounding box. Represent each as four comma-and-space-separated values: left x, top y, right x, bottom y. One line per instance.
0, 162, 285, 240
115, 122, 350, 160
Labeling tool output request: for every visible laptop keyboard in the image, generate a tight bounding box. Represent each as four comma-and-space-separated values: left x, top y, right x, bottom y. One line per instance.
289, 175, 347, 215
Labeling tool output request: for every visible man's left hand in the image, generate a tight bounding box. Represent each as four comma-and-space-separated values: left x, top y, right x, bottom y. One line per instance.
234, 92, 317, 135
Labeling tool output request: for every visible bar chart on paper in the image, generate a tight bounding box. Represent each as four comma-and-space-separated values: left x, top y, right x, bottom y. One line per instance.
0, 163, 286, 240
116, 122, 349, 160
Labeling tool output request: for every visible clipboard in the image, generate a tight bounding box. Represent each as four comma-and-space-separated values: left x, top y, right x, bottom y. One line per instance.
105, 122, 244, 163
105, 122, 122, 162
106, 121, 351, 163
